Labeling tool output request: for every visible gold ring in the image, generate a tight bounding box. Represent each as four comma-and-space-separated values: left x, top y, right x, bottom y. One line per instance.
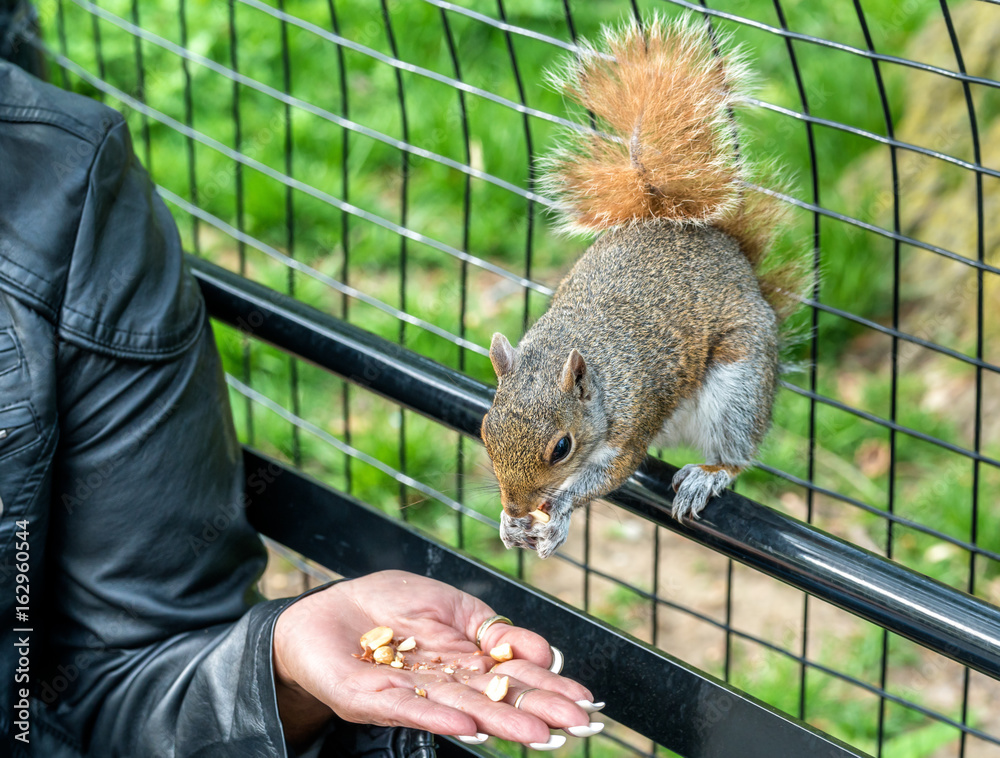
514, 688, 539, 710
475, 614, 512, 648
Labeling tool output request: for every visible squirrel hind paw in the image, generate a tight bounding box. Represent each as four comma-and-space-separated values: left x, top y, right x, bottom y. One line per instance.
670, 464, 738, 520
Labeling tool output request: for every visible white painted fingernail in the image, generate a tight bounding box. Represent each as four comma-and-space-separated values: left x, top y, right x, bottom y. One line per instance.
548, 645, 564, 674
457, 733, 488, 745
575, 700, 605, 713
565, 721, 605, 737
529, 733, 567, 751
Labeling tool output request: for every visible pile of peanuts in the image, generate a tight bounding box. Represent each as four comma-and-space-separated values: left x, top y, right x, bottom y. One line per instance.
359, 626, 514, 701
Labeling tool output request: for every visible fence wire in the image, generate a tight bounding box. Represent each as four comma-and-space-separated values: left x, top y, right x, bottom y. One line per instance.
21, 0, 1000, 756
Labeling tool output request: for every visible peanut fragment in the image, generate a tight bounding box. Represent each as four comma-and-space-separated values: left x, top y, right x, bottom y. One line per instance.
483, 675, 509, 702
360, 626, 394, 651
415, 687, 427, 698
529, 508, 551, 524
397, 636, 417, 652
390, 659, 404, 668
489, 642, 513, 662
373, 645, 395, 665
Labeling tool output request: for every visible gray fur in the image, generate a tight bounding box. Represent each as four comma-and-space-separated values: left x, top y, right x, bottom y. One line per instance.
482, 220, 780, 558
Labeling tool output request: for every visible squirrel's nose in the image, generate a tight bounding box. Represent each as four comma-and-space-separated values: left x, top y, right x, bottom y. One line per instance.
500, 493, 529, 519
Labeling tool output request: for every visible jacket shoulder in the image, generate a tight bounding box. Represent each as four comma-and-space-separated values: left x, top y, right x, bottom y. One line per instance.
0, 62, 203, 361
0, 61, 123, 317
0, 60, 123, 144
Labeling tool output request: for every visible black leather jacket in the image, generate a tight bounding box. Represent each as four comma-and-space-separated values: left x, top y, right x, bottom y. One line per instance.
0, 62, 433, 758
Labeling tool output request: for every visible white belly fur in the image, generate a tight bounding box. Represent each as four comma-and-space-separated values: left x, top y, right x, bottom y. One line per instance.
655, 362, 752, 467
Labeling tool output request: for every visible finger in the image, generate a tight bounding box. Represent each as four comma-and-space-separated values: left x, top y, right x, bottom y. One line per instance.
497, 678, 591, 731
422, 678, 552, 745
464, 605, 565, 675
507, 683, 604, 737
489, 658, 594, 703
401, 664, 589, 722
474, 621, 554, 669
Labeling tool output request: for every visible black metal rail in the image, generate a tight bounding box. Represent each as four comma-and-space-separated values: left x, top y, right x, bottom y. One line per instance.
190, 254, 1000, 684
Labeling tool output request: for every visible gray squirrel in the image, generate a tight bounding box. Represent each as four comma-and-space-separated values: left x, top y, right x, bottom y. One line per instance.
480, 15, 804, 558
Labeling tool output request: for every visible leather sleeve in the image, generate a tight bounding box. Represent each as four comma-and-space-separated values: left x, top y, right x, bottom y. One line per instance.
15, 74, 297, 757
38, 325, 296, 758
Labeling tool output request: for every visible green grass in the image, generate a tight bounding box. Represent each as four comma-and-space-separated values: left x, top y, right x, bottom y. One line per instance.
37, 0, 1000, 755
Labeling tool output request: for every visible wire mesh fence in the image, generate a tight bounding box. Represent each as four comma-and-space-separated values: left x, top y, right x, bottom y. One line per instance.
18, 0, 1000, 755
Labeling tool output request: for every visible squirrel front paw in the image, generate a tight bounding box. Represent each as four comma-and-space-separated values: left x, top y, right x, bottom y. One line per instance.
670, 464, 740, 520
499, 506, 573, 559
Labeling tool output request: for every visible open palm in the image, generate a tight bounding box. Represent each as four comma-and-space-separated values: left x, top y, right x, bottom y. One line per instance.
274, 570, 598, 748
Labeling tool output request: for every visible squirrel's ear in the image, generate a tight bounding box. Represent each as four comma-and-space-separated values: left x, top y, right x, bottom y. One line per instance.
490, 333, 517, 378
560, 348, 587, 397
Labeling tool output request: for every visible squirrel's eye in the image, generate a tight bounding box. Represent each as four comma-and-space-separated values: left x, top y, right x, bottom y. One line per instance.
551, 435, 572, 464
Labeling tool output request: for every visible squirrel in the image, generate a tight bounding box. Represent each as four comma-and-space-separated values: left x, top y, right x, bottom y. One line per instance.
480, 15, 805, 559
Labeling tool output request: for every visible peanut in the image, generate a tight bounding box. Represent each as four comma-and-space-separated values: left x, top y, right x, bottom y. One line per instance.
397, 636, 417, 652
360, 626, 394, 651
529, 509, 551, 524
373, 645, 395, 665
489, 642, 513, 662
484, 675, 509, 702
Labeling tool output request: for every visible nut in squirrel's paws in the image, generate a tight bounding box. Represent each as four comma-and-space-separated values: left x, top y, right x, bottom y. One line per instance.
499, 499, 572, 560
670, 464, 739, 520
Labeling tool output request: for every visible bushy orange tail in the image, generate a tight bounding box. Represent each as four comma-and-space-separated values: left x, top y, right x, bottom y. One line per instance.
542, 14, 751, 232
543, 14, 804, 322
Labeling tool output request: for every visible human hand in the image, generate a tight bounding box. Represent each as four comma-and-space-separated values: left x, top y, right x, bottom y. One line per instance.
273, 570, 603, 750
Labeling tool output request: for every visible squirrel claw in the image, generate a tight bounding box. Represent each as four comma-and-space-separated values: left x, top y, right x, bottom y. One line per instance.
670, 464, 734, 520
671, 464, 695, 493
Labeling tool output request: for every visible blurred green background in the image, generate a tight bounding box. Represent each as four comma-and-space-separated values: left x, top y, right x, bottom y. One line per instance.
38, 0, 1000, 755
